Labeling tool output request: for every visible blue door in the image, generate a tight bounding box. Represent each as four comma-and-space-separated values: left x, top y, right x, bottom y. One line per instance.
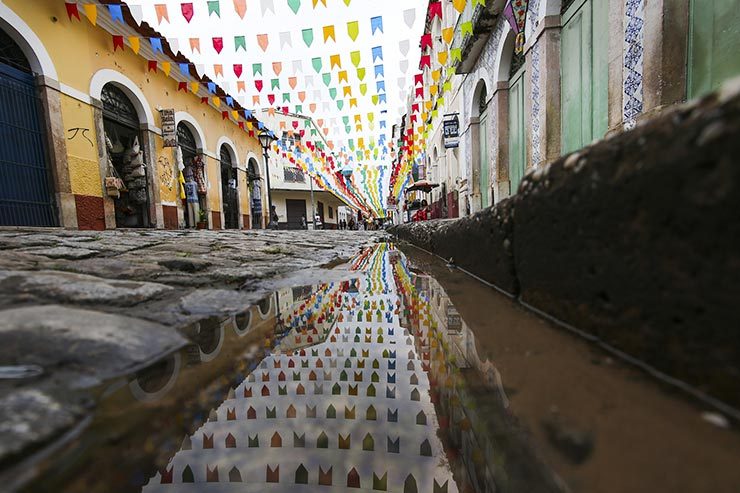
0, 61, 57, 226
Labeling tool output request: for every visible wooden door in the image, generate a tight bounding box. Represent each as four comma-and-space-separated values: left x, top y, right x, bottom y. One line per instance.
688, 0, 740, 99
508, 67, 526, 193
560, 0, 608, 154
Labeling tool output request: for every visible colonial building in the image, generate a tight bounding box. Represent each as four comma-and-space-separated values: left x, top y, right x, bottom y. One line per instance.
410, 0, 740, 219
0, 0, 271, 230
260, 111, 357, 230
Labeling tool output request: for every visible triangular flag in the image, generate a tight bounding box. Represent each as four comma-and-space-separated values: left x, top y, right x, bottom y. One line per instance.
288, 0, 301, 14
232, 0, 247, 17
208, 1, 221, 17
302, 29, 314, 47
323, 25, 336, 43
442, 27, 454, 45
403, 9, 415, 28
82, 4, 97, 25
347, 21, 359, 41
154, 4, 169, 24
181, 3, 194, 22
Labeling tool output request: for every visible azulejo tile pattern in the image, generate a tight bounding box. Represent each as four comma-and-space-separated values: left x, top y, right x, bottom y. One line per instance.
623, 0, 645, 129
529, 40, 543, 166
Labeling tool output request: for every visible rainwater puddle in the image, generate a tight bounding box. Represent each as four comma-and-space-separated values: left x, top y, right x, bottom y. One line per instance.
15, 243, 740, 493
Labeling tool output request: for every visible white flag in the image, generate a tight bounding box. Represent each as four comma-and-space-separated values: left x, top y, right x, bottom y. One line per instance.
280, 32, 292, 48
261, 0, 275, 15
399, 40, 409, 57
403, 9, 416, 29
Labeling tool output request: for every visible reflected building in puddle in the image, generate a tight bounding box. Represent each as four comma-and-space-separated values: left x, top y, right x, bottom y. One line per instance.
143, 244, 460, 493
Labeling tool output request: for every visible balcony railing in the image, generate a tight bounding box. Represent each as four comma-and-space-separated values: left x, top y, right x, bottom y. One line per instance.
283, 167, 306, 183
451, 0, 505, 73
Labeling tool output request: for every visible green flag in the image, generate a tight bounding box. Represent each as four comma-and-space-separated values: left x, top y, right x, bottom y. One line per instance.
234, 35, 246, 52
312, 57, 322, 73
207, 0, 220, 17
302, 28, 314, 47
359, 83, 367, 95
357, 67, 366, 81
287, 0, 301, 14
322, 73, 332, 86
329, 87, 337, 100
253, 63, 262, 76
337, 100, 344, 110
282, 93, 291, 103
271, 78, 280, 90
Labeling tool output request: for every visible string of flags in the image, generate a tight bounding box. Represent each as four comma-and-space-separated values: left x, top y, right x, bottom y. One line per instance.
64, 0, 507, 216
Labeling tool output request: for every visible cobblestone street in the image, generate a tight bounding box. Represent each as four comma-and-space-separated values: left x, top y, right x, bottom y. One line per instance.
0, 228, 380, 469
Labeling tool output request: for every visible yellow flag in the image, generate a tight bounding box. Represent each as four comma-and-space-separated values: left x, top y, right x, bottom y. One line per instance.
442, 27, 454, 45
338, 70, 348, 83
323, 25, 336, 42
83, 4, 97, 25
453, 0, 466, 14
161, 62, 171, 76
438, 51, 448, 65
330, 54, 341, 69
128, 37, 140, 54
213, 97, 221, 107
190, 82, 200, 93
347, 21, 359, 41
431, 70, 440, 82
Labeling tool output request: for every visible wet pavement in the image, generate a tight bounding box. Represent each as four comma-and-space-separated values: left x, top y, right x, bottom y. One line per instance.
1, 239, 739, 492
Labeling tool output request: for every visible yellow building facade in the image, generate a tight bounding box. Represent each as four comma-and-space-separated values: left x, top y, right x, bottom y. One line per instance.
0, 0, 269, 229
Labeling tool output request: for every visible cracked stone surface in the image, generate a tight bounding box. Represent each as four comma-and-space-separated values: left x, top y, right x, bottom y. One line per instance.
0, 228, 381, 467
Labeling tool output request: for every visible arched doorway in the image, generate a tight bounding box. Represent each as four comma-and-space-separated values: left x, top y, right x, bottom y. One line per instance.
219, 144, 239, 229
0, 27, 56, 226
477, 84, 490, 208
101, 83, 151, 227
177, 122, 206, 228
247, 157, 263, 229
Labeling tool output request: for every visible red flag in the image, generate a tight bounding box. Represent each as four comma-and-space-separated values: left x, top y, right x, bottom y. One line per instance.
238, 121, 245, 129
112, 35, 125, 51
148, 60, 158, 72
65, 2, 81, 21
212, 37, 223, 53
429, 2, 442, 20
421, 34, 432, 50
420, 54, 431, 68
268, 94, 276, 105
181, 3, 194, 22
248, 130, 255, 137
415, 87, 424, 98
255, 80, 263, 92
222, 111, 229, 120
201, 97, 209, 104
282, 106, 289, 115
178, 82, 188, 91
414, 74, 423, 86
233, 64, 243, 78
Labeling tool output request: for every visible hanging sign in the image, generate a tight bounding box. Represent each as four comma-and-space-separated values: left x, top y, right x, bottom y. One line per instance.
160, 109, 177, 147
443, 113, 459, 148
446, 303, 462, 332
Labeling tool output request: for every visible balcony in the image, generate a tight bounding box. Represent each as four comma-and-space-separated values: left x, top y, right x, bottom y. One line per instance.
451, 0, 507, 74
283, 167, 306, 183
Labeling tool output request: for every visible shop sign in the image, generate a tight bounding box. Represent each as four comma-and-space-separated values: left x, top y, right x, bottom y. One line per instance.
443, 113, 460, 149
160, 109, 177, 147
447, 304, 462, 332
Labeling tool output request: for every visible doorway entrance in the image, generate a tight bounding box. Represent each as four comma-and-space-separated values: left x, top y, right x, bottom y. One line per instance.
0, 28, 56, 226
101, 83, 150, 228
247, 158, 263, 229
220, 145, 239, 229
285, 199, 307, 230
177, 122, 206, 228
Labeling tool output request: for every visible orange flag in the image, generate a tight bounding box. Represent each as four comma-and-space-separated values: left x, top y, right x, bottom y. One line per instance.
189, 37, 200, 53
257, 34, 269, 51
272, 62, 282, 76
154, 4, 169, 24
233, 0, 247, 19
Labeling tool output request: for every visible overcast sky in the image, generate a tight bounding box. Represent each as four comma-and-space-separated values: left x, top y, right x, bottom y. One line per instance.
130, 0, 427, 163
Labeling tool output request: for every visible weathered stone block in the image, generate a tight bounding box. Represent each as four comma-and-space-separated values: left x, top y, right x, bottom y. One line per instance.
513, 85, 740, 404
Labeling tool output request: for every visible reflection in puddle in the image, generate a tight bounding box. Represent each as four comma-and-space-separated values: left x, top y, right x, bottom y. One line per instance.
21, 244, 502, 493
141, 243, 488, 493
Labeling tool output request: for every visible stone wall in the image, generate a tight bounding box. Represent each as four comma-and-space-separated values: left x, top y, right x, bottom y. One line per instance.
391, 79, 740, 407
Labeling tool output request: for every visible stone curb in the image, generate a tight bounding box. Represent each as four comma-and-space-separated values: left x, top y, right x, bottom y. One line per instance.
391, 78, 740, 408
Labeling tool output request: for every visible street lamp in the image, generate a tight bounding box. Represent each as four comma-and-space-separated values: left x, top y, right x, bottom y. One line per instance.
258, 129, 278, 229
